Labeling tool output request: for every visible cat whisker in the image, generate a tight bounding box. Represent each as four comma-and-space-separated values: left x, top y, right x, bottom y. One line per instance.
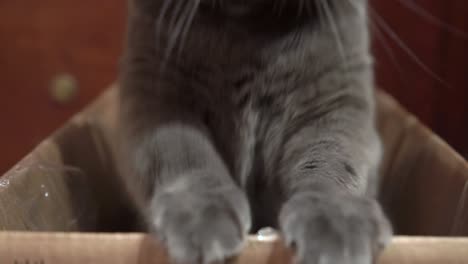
157, 1, 185, 71
314, 0, 324, 27
155, 0, 173, 48
393, 0, 468, 39
451, 180, 468, 235
167, 1, 185, 30
158, 1, 199, 72
319, 0, 347, 64
167, 1, 192, 61
344, 0, 364, 16
369, 8, 450, 88
370, 21, 412, 92
177, 0, 201, 59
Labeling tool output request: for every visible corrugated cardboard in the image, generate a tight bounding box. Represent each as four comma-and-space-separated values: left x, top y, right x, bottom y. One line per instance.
0, 85, 467, 263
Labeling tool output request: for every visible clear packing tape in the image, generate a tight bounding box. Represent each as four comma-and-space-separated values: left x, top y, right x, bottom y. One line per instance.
0, 86, 467, 263
0, 87, 140, 233
0, 160, 96, 231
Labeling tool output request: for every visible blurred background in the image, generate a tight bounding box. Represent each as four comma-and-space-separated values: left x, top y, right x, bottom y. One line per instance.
0, 0, 466, 174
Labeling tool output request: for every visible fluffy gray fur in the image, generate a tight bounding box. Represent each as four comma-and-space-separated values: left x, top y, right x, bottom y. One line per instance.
119, 0, 393, 263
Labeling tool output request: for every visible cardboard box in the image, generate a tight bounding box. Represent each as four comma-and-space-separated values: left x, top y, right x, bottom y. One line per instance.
0, 85, 467, 263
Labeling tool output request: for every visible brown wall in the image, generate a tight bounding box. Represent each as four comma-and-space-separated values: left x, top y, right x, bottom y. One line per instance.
373, 0, 468, 159
0, 0, 467, 174
0, 0, 126, 173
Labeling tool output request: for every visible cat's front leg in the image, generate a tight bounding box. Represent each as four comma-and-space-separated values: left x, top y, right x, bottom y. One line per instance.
151, 171, 250, 264
123, 123, 251, 264
276, 91, 392, 264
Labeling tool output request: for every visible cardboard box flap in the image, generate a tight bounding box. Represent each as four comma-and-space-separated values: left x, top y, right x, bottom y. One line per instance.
377, 92, 468, 236
0, 86, 467, 237
0, 139, 83, 231
0, 88, 139, 232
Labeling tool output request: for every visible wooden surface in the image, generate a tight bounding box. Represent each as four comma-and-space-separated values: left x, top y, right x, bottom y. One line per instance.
1, 232, 468, 264
0, 0, 467, 174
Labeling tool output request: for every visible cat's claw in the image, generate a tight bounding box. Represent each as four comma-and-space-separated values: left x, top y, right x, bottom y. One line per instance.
149, 181, 251, 264
280, 192, 392, 264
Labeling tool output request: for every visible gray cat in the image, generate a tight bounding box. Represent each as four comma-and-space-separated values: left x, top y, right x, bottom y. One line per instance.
119, 0, 393, 263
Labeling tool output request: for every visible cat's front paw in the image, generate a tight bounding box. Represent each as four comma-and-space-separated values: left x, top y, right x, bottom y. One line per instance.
280, 192, 392, 264
149, 179, 251, 264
